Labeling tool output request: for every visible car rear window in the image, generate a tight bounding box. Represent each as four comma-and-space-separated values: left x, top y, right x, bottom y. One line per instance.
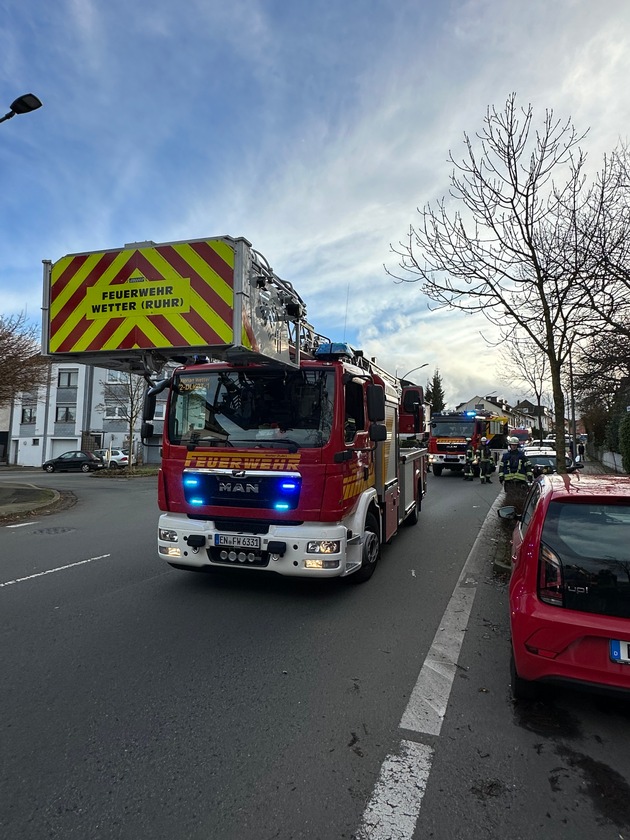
541, 501, 630, 617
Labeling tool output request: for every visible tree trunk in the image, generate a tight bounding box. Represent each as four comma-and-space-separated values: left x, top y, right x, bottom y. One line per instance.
549, 362, 568, 474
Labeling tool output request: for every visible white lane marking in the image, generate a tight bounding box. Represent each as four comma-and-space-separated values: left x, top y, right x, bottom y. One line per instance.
0, 554, 111, 588
356, 492, 505, 840
399, 496, 502, 736
5, 522, 38, 528
355, 741, 434, 840
399, 574, 478, 735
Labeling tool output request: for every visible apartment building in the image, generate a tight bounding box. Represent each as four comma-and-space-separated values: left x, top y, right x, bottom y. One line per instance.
9, 363, 165, 467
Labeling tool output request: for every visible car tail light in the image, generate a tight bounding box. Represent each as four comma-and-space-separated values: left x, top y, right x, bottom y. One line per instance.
538, 543, 564, 607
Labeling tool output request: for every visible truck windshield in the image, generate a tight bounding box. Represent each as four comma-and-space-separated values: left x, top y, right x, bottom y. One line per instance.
431, 421, 474, 437
169, 368, 335, 449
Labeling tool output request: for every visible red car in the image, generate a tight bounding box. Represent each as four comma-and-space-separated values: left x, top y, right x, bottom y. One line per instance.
501, 472, 630, 699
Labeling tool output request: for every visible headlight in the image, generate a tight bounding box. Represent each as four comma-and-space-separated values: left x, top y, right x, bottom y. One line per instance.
306, 540, 341, 554
159, 528, 178, 542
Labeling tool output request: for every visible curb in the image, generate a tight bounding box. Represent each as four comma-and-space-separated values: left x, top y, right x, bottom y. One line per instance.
0, 484, 61, 520
486, 491, 513, 575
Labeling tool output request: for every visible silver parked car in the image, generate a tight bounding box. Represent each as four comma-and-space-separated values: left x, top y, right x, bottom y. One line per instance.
93, 448, 137, 468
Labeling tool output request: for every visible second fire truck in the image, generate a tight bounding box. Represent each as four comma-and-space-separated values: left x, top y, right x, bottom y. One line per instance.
428, 410, 508, 476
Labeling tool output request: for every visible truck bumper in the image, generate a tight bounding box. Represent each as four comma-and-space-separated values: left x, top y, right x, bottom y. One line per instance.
429, 454, 465, 468
157, 514, 357, 578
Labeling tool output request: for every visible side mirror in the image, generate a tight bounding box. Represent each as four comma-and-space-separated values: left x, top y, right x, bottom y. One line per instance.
402, 389, 422, 413
367, 384, 385, 422
497, 505, 518, 521
369, 423, 387, 442
143, 391, 157, 423
141, 422, 154, 440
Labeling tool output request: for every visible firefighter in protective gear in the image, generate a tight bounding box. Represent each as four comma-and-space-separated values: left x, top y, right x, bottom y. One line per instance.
499, 436, 534, 512
477, 436, 493, 483
463, 437, 475, 480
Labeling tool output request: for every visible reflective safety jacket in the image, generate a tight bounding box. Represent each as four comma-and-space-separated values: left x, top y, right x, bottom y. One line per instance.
499, 449, 533, 483
476, 444, 492, 463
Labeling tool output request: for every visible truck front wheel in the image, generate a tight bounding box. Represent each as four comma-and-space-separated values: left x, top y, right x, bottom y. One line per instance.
432, 465, 443, 476
351, 512, 381, 583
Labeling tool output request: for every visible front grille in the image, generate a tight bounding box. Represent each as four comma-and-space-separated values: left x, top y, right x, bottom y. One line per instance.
183, 471, 301, 510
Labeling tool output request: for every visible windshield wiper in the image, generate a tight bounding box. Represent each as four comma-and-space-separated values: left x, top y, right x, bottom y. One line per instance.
231, 438, 300, 453
185, 430, 233, 450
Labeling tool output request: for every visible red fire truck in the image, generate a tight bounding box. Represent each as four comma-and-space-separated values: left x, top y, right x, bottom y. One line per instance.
428, 410, 508, 476
42, 235, 428, 583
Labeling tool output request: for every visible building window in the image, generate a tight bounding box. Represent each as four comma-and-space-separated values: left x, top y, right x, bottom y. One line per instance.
154, 403, 166, 420
58, 369, 78, 388
21, 407, 36, 424
104, 403, 127, 420
32, 439, 40, 446
107, 369, 128, 383
55, 405, 76, 422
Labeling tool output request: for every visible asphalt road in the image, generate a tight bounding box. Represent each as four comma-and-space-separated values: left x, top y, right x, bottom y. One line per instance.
1, 471, 630, 840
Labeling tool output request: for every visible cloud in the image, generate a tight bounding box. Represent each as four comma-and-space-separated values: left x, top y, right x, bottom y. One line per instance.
2, 0, 630, 409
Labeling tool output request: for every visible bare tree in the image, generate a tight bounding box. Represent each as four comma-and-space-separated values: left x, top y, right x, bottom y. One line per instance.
499, 332, 550, 442
0, 313, 51, 404
580, 145, 630, 340
95, 372, 146, 471
387, 94, 605, 471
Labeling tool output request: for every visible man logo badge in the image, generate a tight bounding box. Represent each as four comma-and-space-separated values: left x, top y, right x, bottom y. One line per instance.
218, 481, 259, 494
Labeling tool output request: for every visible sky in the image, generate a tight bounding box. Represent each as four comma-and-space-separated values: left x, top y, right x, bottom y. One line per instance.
2, 0, 630, 408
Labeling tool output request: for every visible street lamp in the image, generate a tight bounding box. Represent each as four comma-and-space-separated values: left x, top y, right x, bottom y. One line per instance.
0, 93, 43, 124
399, 363, 429, 383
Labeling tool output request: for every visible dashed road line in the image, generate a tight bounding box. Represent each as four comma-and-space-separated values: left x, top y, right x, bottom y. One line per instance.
0, 554, 112, 588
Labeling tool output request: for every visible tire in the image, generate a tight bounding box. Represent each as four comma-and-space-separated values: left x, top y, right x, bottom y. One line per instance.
510, 651, 538, 701
432, 465, 443, 476
108, 461, 117, 469
350, 512, 381, 583
44, 464, 55, 473
81, 463, 91, 473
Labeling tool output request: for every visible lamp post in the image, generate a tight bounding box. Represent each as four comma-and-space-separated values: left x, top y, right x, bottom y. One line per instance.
0, 93, 43, 124
399, 363, 428, 383
568, 345, 577, 456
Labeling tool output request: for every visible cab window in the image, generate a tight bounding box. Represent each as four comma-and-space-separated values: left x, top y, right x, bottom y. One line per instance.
344, 380, 365, 442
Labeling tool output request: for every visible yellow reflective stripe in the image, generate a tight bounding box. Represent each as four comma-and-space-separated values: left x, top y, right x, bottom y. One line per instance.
50, 251, 133, 350
172, 243, 233, 306
168, 243, 234, 344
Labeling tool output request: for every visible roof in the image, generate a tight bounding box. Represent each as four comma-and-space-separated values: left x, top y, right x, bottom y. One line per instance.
543, 472, 630, 500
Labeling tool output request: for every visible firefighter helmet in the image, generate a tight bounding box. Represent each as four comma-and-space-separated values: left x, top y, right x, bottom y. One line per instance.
508, 436, 520, 445
481, 436, 488, 443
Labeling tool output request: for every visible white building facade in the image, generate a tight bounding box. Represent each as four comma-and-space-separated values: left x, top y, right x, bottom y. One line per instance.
9, 363, 165, 467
